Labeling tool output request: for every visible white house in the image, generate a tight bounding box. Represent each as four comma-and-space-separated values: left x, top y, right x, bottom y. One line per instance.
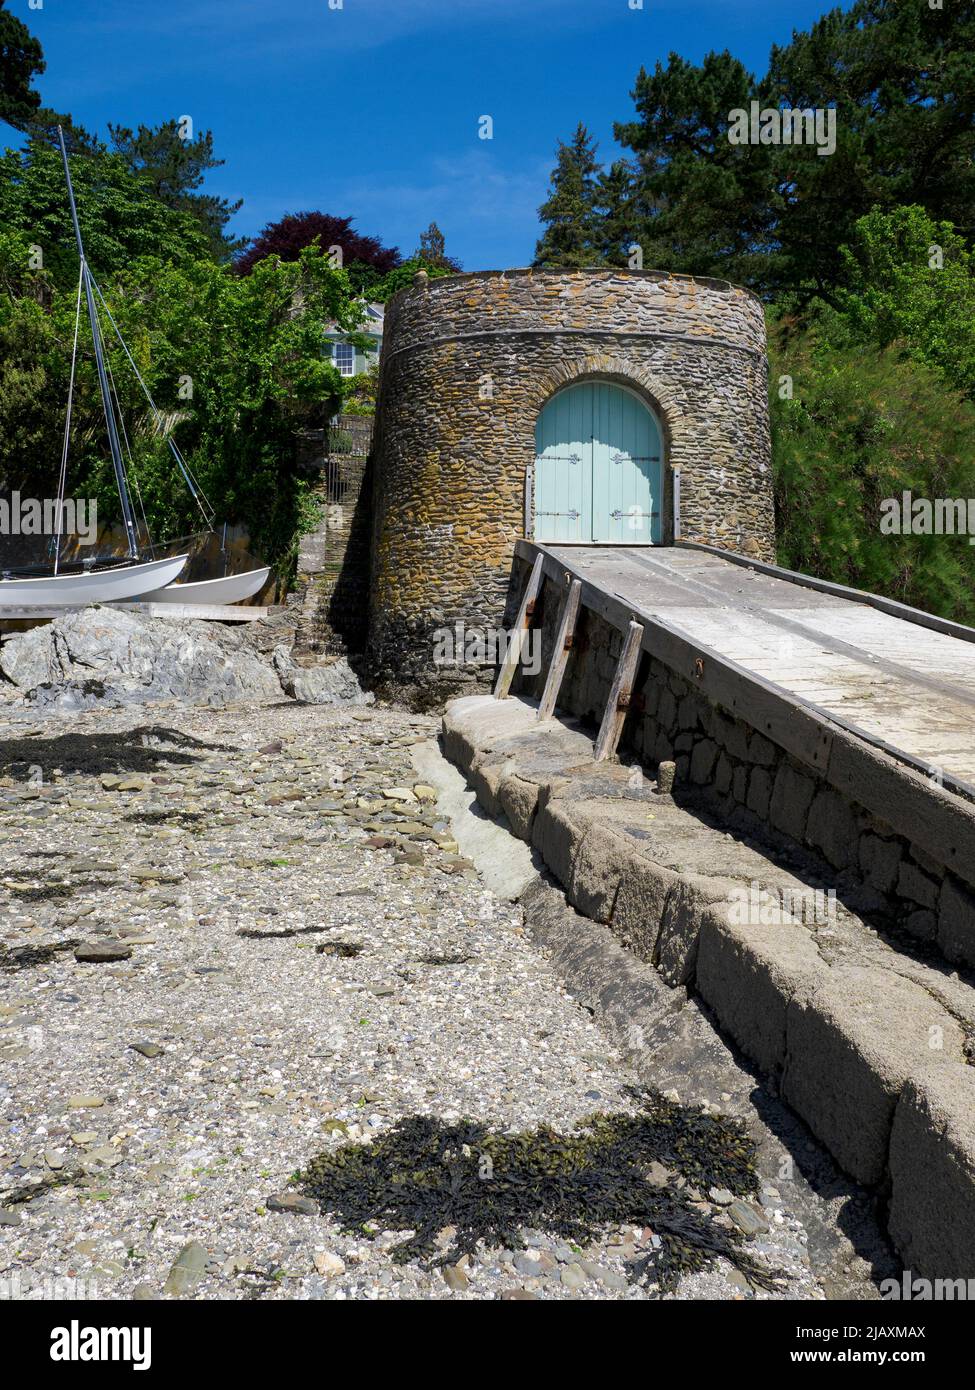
324, 301, 384, 378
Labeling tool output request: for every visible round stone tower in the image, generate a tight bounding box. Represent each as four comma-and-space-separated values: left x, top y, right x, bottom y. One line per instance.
368, 267, 774, 699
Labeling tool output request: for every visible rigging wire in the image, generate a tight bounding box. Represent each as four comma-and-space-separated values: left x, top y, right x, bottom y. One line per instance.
53, 263, 86, 576
87, 273, 216, 528
100, 304, 153, 556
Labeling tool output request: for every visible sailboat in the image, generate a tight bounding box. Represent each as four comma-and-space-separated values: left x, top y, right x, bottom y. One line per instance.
0, 128, 268, 609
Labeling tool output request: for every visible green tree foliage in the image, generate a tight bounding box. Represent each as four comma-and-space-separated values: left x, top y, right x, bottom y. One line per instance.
414, 220, 462, 272
764, 0, 975, 297
0, 211, 362, 573
835, 206, 975, 401
544, 2, 975, 297
614, 51, 775, 284
0, 138, 211, 288
770, 319, 975, 624
0, 0, 44, 129
368, 256, 455, 302
534, 124, 604, 268
593, 158, 642, 266
108, 120, 245, 261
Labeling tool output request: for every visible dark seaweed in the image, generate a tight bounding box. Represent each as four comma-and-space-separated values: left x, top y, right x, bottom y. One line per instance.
300, 1087, 778, 1292
0, 939, 80, 973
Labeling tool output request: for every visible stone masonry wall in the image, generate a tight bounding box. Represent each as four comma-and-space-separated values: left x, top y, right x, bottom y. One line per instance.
368, 268, 775, 696
516, 567, 975, 973
293, 420, 372, 658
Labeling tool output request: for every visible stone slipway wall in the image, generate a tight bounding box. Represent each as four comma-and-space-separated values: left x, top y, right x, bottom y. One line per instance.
293, 419, 374, 658
441, 695, 975, 1280
368, 268, 775, 695
512, 552, 975, 974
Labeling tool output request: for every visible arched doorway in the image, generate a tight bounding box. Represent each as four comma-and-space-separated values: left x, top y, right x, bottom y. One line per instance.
533, 381, 663, 544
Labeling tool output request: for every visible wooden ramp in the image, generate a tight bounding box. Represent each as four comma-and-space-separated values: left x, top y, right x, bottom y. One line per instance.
0, 601, 266, 625
541, 542, 975, 792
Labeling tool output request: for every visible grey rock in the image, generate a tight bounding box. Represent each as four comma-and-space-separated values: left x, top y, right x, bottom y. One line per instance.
443, 1263, 469, 1291
164, 1240, 208, 1296
560, 1261, 587, 1288
267, 1193, 318, 1216
0, 607, 281, 710
74, 943, 132, 963
727, 1200, 769, 1237
274, 651, 374, 707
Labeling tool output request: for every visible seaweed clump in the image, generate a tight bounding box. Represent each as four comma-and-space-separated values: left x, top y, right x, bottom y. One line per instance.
0, 939, 80, 973
300, 1087, 777, 1292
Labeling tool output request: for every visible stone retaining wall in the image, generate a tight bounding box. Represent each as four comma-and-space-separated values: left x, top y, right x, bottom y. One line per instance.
515, 562, 975, 972
293, 421, 372, 657
441, 693, 975, 1281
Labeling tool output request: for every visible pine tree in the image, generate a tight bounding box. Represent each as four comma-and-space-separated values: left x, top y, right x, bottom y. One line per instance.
534, 124, 603, 268
109, 120, 244, 261
415, 221, 462, 272
0, 0, 44, 129
594, 159, 641, 266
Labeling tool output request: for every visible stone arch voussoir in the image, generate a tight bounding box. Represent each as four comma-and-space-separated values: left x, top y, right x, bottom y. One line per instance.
531, 355, 685, 443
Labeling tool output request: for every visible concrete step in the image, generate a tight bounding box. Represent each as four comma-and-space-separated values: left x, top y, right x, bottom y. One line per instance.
443, 693, 975, 1280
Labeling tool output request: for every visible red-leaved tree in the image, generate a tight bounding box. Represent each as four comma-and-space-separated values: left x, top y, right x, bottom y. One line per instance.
235, 211, 401, 277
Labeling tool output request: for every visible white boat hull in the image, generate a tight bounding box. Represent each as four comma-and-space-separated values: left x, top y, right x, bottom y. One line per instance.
0, 554, 188, 607
133, 566, 271, 605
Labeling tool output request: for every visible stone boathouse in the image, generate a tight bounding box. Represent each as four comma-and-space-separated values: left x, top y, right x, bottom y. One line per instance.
365, 267, 774, 697
305, 266, 776, 699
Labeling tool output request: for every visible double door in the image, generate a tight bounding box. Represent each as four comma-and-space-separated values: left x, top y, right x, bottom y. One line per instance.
534, 381, 662, 544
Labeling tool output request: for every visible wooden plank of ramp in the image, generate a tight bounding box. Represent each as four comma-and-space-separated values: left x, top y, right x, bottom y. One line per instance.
0, 603, 267, 623
537, 578, 582, 721
495, 553, 545, 699
594, 619, 644, 761
111, 602, 268, 622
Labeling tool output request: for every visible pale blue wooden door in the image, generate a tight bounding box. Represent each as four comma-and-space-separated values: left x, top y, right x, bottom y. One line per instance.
534, 383, 661, 544
590, 382, 661, 543
533, 384, 589, 542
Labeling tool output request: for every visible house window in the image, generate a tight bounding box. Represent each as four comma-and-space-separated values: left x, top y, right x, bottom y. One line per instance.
332, 342, 356, 377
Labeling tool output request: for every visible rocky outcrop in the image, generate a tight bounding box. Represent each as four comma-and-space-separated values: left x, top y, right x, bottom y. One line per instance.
0, 606, 372, 710
272, 647, 374, 706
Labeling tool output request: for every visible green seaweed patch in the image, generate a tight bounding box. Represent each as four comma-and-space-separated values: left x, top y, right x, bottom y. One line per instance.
299, 1088, 778, 1291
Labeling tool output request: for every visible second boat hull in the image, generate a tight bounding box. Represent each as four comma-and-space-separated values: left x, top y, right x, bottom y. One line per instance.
132, 566, 271, 606
0, 554, 189, 607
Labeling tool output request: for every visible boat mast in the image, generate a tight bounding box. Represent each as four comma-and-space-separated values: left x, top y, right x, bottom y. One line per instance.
57, 126, 140, 560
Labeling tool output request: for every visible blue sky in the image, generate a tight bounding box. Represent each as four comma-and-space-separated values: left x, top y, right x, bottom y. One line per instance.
5, 0, 840, 269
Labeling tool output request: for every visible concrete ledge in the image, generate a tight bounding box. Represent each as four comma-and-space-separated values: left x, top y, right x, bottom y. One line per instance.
889, 1065, 975, 1281
696, 912, 824, 1078
443, 693, 975, 1279
782, 969, 965, 1188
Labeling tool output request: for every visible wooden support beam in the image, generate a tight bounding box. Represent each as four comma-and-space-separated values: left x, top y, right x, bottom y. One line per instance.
594, 620, 644, 761
494, 553, 545, 699
537, 579, 581, 721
